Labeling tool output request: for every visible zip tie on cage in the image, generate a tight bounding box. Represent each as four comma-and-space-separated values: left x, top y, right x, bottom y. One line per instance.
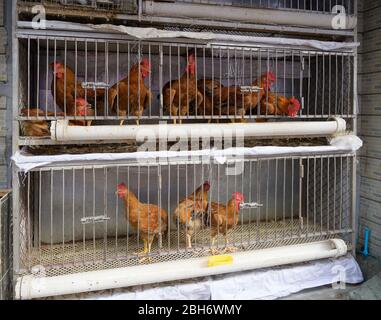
240, 86, 262, 93
81, 215, 111, 225
81, 82, 110, 90
240, 202, 263, 209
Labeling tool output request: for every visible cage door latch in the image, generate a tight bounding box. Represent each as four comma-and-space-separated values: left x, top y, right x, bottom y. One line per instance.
81, 215, 111, 225
240, 202, 263, 209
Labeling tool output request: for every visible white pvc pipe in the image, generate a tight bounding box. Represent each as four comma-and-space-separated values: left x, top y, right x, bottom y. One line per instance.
51, 118, 346, 142
15, 239, 347, 299
143, 1, 357, 30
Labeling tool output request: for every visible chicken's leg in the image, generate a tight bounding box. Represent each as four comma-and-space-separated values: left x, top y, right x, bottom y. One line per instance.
135, 239, 148, 255
186, 234, 193, 250
223, 236, 238, 253
137, 238, 153, 263
209, 236, 219, 255
120, 120, 125, 126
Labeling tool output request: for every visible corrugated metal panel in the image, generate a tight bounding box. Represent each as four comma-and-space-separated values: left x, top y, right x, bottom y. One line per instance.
359, 51, 381, 74
360, 136, 381, 159
357, 32, 364, 53
361, 6, 381, 32
360, 177, 381, 203
360, 197, 381, 226
360, 156, 381, 181
364, 0, 381, 12
357, 12, 364, 33
360, 116, 381, 136
359, 73, 381, 94
358, 0, 364, 13
360, 28, 381, 53
359, 94, 381, 115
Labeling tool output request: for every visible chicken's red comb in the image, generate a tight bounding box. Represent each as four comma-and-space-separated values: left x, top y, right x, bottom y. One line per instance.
232, 192, 245, 202
117, 183, 127, 191
203, 181, 210, 190
140, 58, 151, 68
265, 72, 276, 81
289, 97, 301, 108
288, 97, 301, 117
50, 61, 61, 67
75, 98, 88, 106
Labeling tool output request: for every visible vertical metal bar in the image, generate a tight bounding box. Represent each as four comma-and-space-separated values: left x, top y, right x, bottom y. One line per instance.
62, 169, 65, 266
72, 168, 76, 265
27, 172, 30, 271
115, 166, 119, 259
298, 158, 303, 236
104, 167, 108, 261
274, 158, 278, 241
50, 169, 54, 265
27, 37, 30, 116
82, 168, 86, 264
38, 170, 42, 265
126, 166, 129, 258
45, 39, 49, 115
327, 157, 330, 234
282, 158, 286, 239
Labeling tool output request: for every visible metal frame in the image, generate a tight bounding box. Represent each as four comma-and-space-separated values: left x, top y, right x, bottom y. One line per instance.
16, 1, 357, 38
0, 191, 12, 300
10, 0, 360, 298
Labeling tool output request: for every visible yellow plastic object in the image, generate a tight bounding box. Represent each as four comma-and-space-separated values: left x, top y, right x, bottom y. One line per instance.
207, 254, 234, 267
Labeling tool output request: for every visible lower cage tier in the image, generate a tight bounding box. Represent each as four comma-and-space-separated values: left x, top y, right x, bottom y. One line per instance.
15, 152, 355, 278
26, 219, 352, 278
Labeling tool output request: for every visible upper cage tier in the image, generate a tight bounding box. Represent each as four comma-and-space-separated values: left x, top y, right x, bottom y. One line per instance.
15, 27, 356, 143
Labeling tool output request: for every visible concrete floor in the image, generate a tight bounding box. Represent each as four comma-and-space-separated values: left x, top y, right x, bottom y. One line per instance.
280, 285, 357, 300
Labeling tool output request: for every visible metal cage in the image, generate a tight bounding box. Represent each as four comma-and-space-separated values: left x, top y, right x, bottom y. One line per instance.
13, 152, 355, 278
18, 0, 138, 13
0, 192, 12, 300
16, 33, 355, 141
176, 0, 355, 14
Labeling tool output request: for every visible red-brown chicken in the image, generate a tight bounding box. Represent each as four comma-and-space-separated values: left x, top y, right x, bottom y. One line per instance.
51, 62, 104, 116
196, 79, 223, 120
108, 59, 152, 125
260, 92, 301, 117
211, 72, 276, 122
208, 192, 245, 254
173, 181, 210, 249
20, 108, 64, 137
163, 54, 203, 124
117, 183, 168, 262
68, 98, 95, 127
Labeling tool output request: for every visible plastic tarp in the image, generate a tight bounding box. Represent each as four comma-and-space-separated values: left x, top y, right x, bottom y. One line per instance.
12, 135, 362, 172
46, 254, 363, 300
89, 24, 359, 51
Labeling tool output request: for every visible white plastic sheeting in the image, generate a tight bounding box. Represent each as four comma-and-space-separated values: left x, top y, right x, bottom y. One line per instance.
12, 135, 362, 172
25, 21, 359, 52
46, 254, 363, 300
90, 24, 359, 51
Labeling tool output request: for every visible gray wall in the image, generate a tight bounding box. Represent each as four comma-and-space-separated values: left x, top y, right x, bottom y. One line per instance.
358, 1, 381, 260
0, 0, 11, 189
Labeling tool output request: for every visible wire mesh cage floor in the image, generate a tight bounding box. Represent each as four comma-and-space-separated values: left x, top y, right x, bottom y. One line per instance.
26, 218, 352, 277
